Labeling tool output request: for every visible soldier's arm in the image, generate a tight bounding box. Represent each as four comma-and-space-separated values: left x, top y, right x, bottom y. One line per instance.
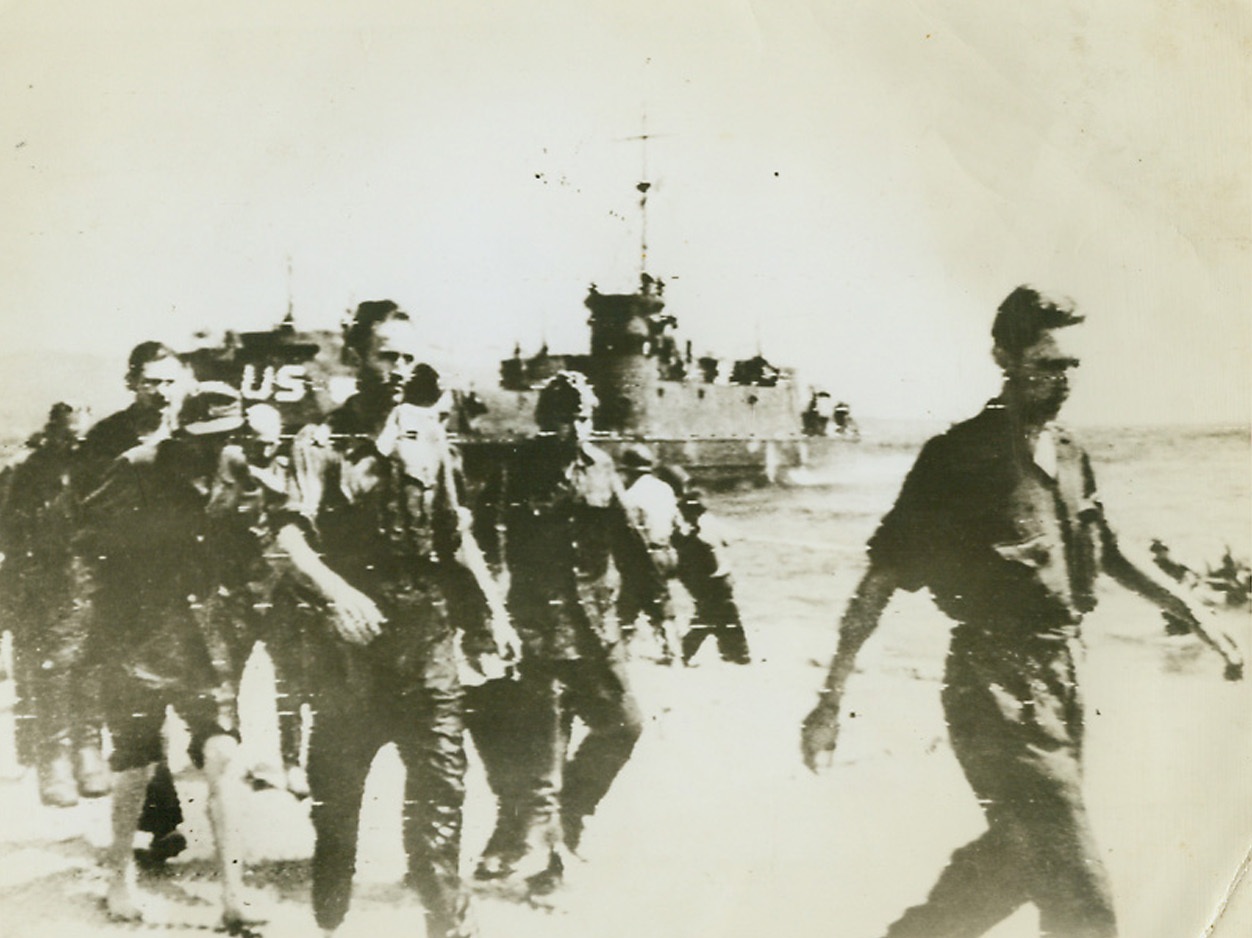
275, 522, 385, 646
801, 562, 900, 772
1101, 527, 1243, 679
271, 426, 384, 646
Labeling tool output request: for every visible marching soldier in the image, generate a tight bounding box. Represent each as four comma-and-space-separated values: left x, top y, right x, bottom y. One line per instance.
469, 371, 657, 898
82, 384, 268, 927
75, 341, 193, 863
800, 286, 1243, 938
273, 300, 515, 938
0, 402, 101, 806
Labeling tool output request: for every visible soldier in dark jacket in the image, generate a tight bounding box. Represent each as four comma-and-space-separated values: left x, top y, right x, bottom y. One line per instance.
800, 286, 1243, 938
75, 341, 193, 862
0, 402, 98, 806
468, 370, 656, 898
82, 384, 269, 926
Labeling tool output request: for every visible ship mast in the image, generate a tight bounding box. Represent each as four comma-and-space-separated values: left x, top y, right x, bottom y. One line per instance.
627, 115, 653, 281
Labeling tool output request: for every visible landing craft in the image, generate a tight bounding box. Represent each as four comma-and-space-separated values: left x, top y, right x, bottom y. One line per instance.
183, 173, 857, 486
183, 276, 857, 490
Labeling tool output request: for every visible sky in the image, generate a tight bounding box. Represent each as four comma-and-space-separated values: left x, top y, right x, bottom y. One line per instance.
2, 1, 1249, 427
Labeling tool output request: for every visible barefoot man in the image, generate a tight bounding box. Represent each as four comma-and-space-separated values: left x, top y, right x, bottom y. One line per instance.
81, 384, 265, 927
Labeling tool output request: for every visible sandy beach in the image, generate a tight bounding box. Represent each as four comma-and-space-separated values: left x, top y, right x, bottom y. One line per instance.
1, 426, 1249, 938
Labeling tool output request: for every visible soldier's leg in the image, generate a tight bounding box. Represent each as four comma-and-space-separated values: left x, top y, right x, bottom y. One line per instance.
70, 660, 110, 797
307, 695, 383, 934
182, 686, 267, 929
8, 625, 41, 771
465, 675, 558, 878
32, 634, 80, 807
705, 579, 751, 664
397, 680, 475, 938
105, 765, 157, 921
103, 680, 165, 921
558, 652, 644, 853
884, 647, 1116, 938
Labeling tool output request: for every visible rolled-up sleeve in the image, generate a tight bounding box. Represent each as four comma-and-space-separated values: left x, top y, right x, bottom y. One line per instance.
277, 424, 331, 536
866, 437, 950, 594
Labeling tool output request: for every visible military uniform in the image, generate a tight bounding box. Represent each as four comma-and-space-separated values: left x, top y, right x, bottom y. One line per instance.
75, 403, 186, 839
470, 437, 653, 875
279, 397, 479, 938
78, 433, 257, 776
675, 509, 751, 665
0, 430, 98, 796
867, 400, 1116, 938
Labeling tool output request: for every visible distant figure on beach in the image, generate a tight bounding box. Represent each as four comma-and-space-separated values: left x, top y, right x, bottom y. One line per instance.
800, 285, 1243, 938
616, 443, 683, 663
655, 465, 752, 666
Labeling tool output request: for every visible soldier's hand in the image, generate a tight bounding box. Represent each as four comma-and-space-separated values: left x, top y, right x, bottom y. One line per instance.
490, 617, 522, 664
327, 584, 385, 645
1186, 602, 1245, 681
800, 697, 842, 774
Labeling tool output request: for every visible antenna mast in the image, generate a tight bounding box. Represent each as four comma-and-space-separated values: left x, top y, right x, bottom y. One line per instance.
284, 256, 295, 326
636, 112, 652, 279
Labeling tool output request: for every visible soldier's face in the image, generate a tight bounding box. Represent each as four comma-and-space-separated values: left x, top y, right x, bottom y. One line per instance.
132, 358, 190, 419
1006, 329, 1081, 422
360, 319, 422, 404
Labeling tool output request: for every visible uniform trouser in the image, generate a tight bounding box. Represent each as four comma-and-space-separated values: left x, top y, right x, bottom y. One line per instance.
527, 652, 644, 847
884, 632, 1116, 938
463, 676, 556, 860
307, 677, 469, 936
678, 575, 750, 664
466, 649, 643, 860
266, 631, 311, 768
11, 608, 104, 764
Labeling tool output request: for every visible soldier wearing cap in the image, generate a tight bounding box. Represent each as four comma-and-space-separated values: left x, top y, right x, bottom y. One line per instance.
615, 443, 683, 663
800, 286, 1243, 938
273, 300, 515, 938
81, 381, 268, 927
469, 370, 657, 897
72, 342, 193, 861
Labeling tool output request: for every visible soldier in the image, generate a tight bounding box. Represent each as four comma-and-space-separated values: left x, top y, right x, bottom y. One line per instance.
655, 470, 752, 666
615, 443, 683, 663
273, 300, 515, 938
469, 371, 656, 898
800, 286, 1243, 938
0, 402, 101, 806
76, 341, 193, 863
82, 384, 267, 926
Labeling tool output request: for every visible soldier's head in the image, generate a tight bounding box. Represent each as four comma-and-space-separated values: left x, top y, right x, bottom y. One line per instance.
125, 341, 191, 422
535, 371, 596, 443
34, 401, 91, 449
991, 286, 1084, 424
619, 443, 656, 481
344, 300, 425, 405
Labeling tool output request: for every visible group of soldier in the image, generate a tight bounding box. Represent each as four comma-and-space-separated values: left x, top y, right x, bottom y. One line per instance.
1, 284, 1246, 938
0, 299, 750, 937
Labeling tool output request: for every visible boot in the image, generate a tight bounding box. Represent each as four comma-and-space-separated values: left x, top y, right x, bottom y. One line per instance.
75, 744, 112, 798
38, 745, 79, 808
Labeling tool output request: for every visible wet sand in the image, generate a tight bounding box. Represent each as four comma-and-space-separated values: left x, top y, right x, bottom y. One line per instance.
2, 426, 1249, 937
1, 581, 1248, 938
